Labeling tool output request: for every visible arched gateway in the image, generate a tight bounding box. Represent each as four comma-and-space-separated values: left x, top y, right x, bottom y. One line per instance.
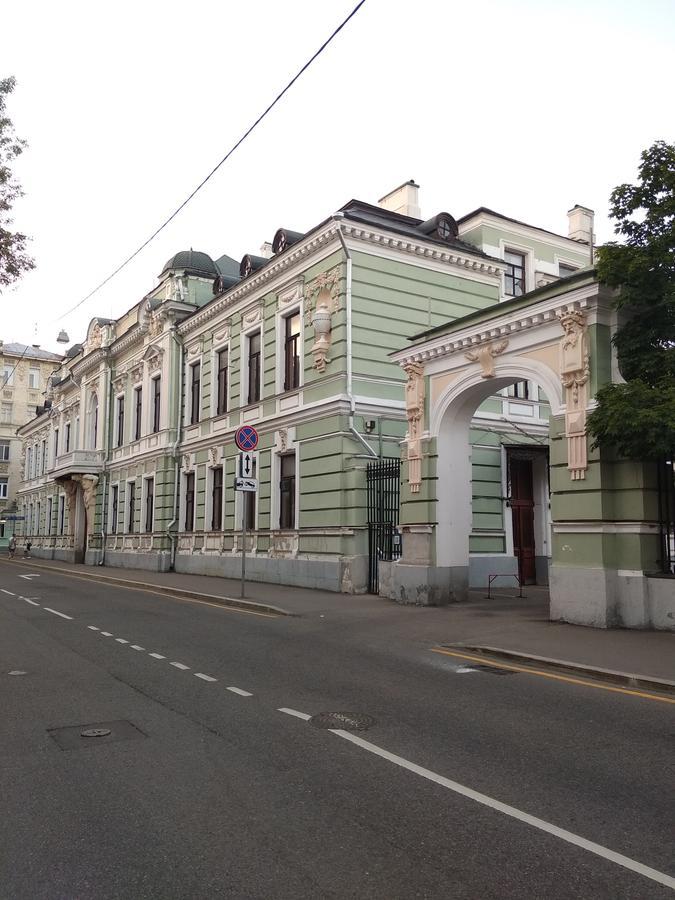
380, 271, 674, 630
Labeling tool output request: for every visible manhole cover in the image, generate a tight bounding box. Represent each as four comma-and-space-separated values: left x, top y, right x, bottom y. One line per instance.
8, 670, 27, 676
48, 720, 147, 750
309, 712, 376, 732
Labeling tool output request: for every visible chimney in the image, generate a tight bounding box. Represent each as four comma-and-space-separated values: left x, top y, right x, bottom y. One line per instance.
378, 180, 421, 219
259, 241, 274, 260
567, 205, 595, 244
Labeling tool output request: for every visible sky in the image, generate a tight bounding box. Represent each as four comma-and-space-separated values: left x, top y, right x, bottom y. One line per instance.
3, 0, 674, 351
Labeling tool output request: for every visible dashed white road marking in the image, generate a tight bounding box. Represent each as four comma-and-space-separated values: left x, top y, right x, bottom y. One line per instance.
278, 707, 312, 721
149, 652, 166, 660
194, 672, 217, 682
87, 625, 99, 631
170, 662, 190, 670
329, 730, 675, 892
24, 599, 40, 607
100, 631, 113, 637
227, 686, 253, 697
1, 589, 15, 596
130, 645, 145, 651
115, 638, 129, 644
43, 607, 73, 620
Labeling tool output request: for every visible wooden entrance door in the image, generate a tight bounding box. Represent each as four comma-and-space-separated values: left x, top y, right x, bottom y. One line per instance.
509, 456, 536, 584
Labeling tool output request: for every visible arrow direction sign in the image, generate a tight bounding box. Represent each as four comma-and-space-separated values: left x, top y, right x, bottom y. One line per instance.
238, 452, 253, 478
18, 574, 40, 580
234, 477, 258, 493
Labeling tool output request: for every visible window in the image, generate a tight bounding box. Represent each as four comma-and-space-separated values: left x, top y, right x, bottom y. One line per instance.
507, 381, 530, 400
89, 395, 98, 449
47, 498, 53, 535
283, 312, 301, 392
75, 416, 80, 448
54, 427, 59, 460
279, 453, 296, 530
216, 348, 228, 416
134, 386, 142, 440
29, 367, 40, 389
26, 447, 32, 479
36, 501, 41, 535
559, 263, 578, 278
3, 365, 14, 387
245, 459, 257, 530
58, 495, 65, 534
190, 363, 201, 425
110, 485, 118, 534
1, 403, 12, 424
128, 482, 136, 533
41, 440, 46, 474
152, 377, 161, 433
504, 250, 526, 297
0, 477, 7, 499
116, 396, 125, 447
0, 440, 9, 461
211, 467, 223, 531
184, 472, 195, 532
65, 422, 71, 453
144, 478, 154, 533
247, 332, 261, 404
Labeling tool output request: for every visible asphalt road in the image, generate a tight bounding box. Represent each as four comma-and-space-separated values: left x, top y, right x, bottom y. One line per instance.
0, 559, 673, 899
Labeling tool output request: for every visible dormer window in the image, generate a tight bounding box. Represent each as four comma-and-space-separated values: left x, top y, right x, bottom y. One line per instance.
417, 212, 459, 243
504, 250, 526, 297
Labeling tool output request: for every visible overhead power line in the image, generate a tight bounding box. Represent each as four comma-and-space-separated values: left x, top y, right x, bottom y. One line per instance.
58, 0, 368, 322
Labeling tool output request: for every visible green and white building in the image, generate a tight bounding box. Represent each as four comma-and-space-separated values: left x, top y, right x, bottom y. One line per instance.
18, 181, 671, 628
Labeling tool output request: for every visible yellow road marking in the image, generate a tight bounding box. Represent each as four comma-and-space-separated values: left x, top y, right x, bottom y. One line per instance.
0, 559, 278, 619
431, 648, 675, 705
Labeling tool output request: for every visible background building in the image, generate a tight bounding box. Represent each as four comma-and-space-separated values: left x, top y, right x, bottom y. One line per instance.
0, 341, 63, 547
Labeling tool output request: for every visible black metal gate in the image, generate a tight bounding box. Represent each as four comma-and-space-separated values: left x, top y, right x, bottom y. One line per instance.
657, 458, 675, 574
367, 458, 402, 593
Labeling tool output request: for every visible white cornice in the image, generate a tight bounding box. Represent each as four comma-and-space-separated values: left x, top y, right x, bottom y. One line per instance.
392, 282, 600, 367
459, 211, 592, 259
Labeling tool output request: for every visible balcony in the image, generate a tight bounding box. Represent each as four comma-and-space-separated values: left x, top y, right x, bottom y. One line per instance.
49, 449, 106, 479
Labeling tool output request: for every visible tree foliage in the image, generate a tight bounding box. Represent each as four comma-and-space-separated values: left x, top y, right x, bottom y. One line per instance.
588, 141, 675, 459
0, 76, 35, 290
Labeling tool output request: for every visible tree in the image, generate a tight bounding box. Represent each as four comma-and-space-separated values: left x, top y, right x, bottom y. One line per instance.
588, 141, 675, 460
0, 76, 35, 290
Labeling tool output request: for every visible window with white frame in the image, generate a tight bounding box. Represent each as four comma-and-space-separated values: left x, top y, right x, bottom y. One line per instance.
29, 367, 40, 389
133, 385, 143, 440
36, 501, 41, 535
283, 312, 301, 392
110, 484, 118, 534
3, 365, 14, 387
47, 497, 53, 535
184, 472, 195, 532
64, 422, 71, 453
189, 362, 201, 425
279, 452, 296, 530
89, 394, 98, 449
144, 477, 154, 533
58, 495, 65, 534
116, 395, 125, 447
245, 458, 257, 530
210, 466, 223, 531
246, 331, 261, 405
26, 447, 32, 479
507, 381, 530, 400
504, 249, 526, 297
151, 376, 161, 433
215, 348, 229, 416
0, 477, 7, 499
41, 439, 46, 473
127, 481, 136, 533
53, 427, 59, 461
1, 403, 12, 424
0, 439, 9, 461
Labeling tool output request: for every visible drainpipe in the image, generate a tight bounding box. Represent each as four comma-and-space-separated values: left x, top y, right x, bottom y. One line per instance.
98, 353, 113, 566
167, 325, 184, 570
333, 214, 377, 458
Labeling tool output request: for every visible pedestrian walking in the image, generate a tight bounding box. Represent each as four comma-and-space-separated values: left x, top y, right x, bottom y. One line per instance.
8, 536, 16, 559
23, 540, 32, 559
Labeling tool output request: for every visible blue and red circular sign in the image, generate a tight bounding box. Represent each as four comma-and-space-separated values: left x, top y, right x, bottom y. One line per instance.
235, 425, 259, 451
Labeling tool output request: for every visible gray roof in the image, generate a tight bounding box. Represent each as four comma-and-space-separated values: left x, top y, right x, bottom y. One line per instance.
160, 250, 219, 278
0, 342, 63, 361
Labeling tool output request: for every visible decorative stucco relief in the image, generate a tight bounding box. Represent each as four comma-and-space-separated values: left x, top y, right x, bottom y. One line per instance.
558, 309, 590, 480
304, 266, 340, 372
404, 362, 425, 493
464, 339, 509, 378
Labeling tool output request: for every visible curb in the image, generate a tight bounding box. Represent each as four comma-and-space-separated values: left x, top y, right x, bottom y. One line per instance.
445, 644, 675, 695
3, 559, 290, 618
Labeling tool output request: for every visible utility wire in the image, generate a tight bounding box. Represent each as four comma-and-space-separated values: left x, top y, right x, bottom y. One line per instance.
1, 344, 31, 390
58, 0, 368, 322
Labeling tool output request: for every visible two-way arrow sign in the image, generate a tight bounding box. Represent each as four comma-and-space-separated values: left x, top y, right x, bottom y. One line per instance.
238, 452, 253, 478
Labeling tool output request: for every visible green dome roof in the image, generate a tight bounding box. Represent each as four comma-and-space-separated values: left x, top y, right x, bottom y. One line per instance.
161, 250, 218, 278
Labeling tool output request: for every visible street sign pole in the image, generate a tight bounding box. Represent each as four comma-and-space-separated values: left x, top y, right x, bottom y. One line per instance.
234, 426, 259, 602
240, 491, 247, 599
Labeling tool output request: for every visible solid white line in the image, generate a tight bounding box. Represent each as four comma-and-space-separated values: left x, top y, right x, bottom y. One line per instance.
115, 638, 129, 644
100, 631, 113, 637
24, 599, 40, 607
227, 686, 253, 697
170, 662, 190, 670
130, 645, 145, 651
330, 730, 675, 891
43, 607, 73, 620
149, 652, 166, 660
87, 625, 99, 631
194, 672, 217, 682
1, 589, 15, 596
278, 707, 312, 721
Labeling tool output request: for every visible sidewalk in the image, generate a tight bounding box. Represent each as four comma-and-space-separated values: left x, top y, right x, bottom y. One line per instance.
3, 556, 674, 686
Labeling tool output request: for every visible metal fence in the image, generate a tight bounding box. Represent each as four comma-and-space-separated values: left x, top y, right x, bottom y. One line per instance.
367, 458, 402, 594
657, 458, 675, 574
